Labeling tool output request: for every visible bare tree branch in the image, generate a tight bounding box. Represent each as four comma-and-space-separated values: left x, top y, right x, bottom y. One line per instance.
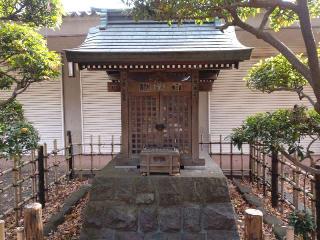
258, 7, 275, 33
227, 9, 312, 83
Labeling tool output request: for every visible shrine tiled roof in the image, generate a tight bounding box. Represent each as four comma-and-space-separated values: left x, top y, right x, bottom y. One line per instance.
65, 10, 252, 65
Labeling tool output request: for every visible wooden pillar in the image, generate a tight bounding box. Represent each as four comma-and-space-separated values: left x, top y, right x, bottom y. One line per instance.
24, 203, 43, 240
191, 71, 201, 166
120, 71, 129, 165
244, 209, 263, 240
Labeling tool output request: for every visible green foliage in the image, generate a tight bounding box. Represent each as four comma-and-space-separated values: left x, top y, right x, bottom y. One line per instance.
0, 0, 63, 28
0, 101, 24, 123
230, 106, 320, 159
124, 0, 320, 31
0, 101, 39, 158
245, 54, 308, 93
0, 22, 61, 91
0, 0, 62, 157
289, 210, 315, 240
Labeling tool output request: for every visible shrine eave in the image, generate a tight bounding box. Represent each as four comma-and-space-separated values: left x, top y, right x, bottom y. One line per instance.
65, 48, 252, 67
65, 21, 253, 68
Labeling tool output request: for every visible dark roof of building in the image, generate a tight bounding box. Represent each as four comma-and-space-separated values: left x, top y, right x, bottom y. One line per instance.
65, 10, 252, 65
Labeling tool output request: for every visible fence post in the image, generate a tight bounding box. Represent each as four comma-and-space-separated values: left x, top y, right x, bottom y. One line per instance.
67, 131, 74, 180
249, 144, 253, 182
24, 203, 43, 240
0, 220, 4, 240
13, 155, 20, 225
16, 227, 25, 240
314, 164, 320, 240
43, 143, 48, 201
244, 209, 263, 240
271, 150, 279, 208
230, 141, 233, 178
37, 145, 45, 208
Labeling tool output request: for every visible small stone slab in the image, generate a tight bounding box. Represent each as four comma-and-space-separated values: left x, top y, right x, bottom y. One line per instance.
44, 184, 91, 236
273, 225, 287, 240
264, 214, 284, 227
207, 230, 240, 240
243, 193, 263, 208
233, 179, 252, 194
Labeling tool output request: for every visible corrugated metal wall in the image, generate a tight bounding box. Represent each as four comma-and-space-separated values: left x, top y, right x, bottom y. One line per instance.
80, 70, 121, 152
16, 79, 64, 151
209, 58, 318, 153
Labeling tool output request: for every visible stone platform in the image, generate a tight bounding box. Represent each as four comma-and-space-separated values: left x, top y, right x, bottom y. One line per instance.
80, 155, 239, 240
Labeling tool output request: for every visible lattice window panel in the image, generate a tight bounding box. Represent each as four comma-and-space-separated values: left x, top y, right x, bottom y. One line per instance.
161, 94, 191, 155
129, 95, 158, 154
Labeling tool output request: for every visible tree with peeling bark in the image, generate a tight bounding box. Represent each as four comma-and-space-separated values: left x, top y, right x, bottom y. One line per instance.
124, 0, 320, 174
0, 0, 63, 107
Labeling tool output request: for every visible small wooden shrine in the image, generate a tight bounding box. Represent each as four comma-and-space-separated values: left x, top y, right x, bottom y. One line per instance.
66, 9, 252, 239
66, 10, 252, 171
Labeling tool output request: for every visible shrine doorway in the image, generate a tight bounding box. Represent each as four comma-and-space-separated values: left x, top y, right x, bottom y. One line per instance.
127, 74, 193, 161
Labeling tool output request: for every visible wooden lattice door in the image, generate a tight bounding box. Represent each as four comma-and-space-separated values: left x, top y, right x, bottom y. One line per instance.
129, 91, 192, 157
160, 92, 192, 155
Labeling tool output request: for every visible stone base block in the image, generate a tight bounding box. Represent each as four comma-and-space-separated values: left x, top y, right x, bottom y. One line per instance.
80, 156, 239, 239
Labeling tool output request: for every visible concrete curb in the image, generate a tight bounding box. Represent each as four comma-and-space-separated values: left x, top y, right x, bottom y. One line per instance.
233, 179, 286, 240
44, 184, 91, 236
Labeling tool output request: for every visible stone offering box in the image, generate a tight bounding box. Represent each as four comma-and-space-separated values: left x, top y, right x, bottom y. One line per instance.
140, 147, 180, 175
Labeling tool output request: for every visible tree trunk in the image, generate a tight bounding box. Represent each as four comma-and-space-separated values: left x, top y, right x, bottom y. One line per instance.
24, 203, 43, 240
245, 209, 263, 240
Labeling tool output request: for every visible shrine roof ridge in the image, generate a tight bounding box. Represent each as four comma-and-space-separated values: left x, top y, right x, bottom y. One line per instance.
65, 9, 253, 65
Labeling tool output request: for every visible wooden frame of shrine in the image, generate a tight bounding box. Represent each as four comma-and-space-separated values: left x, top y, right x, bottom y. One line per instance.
65, 9, 252, 170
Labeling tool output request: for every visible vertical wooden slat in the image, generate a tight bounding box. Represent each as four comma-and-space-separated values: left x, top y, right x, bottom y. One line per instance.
13, 155, 20, 226
219, 134, 222, 168
191, 71, 199, 165
271, 150, 279, 208
98, 135, 101, 167
230, 141, 233, 178
111, 135, 114, 160
53, 140, 58, 184
120, 71, 129, 161
31, 150, 36, 201
262, 151, 266, 196
256, 147, 260, 190
249, 144, 253, 182
67, 131, 74, 179
38, 146, 45, 208
241, 145, 244, 179
280, 157, 285, 212
43, 143, 48, 201
293, 168, 300, 210
90, 135, 93, 174
79, 142, 83, 180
